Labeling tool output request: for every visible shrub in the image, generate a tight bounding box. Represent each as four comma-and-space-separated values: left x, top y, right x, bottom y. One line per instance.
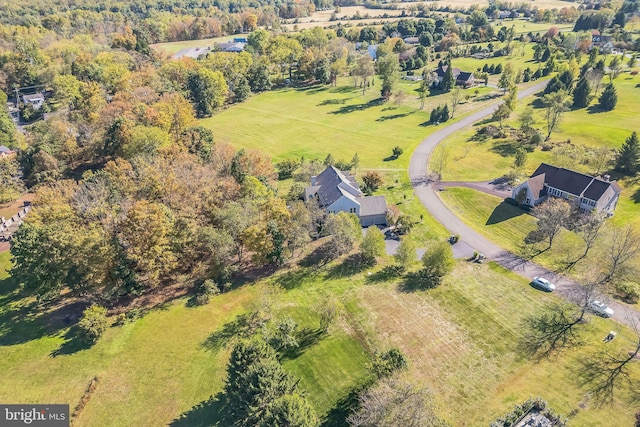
78, 305, 109, 343
615, 281, 640, 304
371, 348, 408, 378
194, 279, 220, 306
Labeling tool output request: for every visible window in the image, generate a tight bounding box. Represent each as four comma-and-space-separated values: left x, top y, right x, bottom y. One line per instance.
349, 208, 356, 213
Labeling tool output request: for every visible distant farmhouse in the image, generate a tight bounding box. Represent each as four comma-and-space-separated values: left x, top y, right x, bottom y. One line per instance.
433, 65, 475, 87
216, 40, 246, 53
591, 30, 614, 52
0, 145, 16, 157
304, 166, 388, 226
22, 93, 45, 110
511, 163, 621, 214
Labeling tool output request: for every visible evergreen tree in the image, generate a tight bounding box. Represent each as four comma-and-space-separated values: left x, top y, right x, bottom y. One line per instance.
440, 63, 455, 92
544, 75, 565, 94
573, 76, 592, 108
224, 340, 318, 426
614, 8, 626, 27
615, 131, 640, 175
599, 83, 618, 111
441, 104, 450, 121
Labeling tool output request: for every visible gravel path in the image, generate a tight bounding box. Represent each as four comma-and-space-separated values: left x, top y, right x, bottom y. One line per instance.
408, 80, 638, 328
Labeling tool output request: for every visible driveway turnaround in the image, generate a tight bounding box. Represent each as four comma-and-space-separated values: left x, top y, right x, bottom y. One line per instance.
408, 80, 638, 327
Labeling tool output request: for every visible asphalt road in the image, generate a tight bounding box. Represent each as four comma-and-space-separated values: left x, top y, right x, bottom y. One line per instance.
408, 80, 638, 328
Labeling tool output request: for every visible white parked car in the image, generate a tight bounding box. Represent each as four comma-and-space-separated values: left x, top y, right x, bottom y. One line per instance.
590, 300, 614, 318
532, 277, 555, 292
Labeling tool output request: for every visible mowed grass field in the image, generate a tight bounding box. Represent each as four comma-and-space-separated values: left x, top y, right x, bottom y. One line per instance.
151, 35, 240, 56
201, 79, 501, 238
431, 69, 640, 231
201, 80, 499, 168
1, 247, 637, 426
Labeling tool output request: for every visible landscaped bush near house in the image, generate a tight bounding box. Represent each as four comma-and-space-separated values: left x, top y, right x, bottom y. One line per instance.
78, 305, 109, 343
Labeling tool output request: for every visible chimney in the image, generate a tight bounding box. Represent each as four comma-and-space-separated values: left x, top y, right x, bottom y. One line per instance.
603, 174, 610, 182
310, 176, 317, 186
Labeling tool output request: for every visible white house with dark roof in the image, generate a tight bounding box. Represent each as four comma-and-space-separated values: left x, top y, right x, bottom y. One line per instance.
304, 166, 388, 226
511, 163, 621, 213
22, 93, 45, 110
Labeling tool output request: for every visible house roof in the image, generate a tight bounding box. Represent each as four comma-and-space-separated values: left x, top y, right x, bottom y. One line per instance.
434, 65, 461, 78
216, 42, 245, 52
526, 173, 547, 199
530, 163, 621, 201
403, 36, 419, 44
22, 93, 44, 102
313, 166, 363, 207
0, 145, 15, 154
359, 196, 387, 217
457, 71, 474, 82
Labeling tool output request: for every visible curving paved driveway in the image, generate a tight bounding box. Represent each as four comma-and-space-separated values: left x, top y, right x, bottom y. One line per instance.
408, 80, 638, 328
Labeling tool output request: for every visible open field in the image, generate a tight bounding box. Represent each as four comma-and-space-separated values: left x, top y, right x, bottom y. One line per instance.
201, 80, 499, 168
201, 79, 503, 237
437, 72, 640, 181
1, 246, 637, 426
393, 0, 578, 10
151, 35, 241, 56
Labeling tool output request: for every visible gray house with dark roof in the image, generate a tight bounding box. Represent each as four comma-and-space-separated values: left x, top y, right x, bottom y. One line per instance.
511, 163, 621, 213
304, 166, 388, 226
433, 66, 475, 87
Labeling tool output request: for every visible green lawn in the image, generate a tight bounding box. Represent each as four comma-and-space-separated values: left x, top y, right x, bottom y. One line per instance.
201, 80, 499, 168
439, 187, 596, 271
151, 35, 242, 56
1, 240, 638, 425
201, 79, 506, 239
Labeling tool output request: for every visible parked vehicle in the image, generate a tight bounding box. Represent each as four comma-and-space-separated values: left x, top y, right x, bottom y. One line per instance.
531, 277, 555, 292
589, 300, 614, 318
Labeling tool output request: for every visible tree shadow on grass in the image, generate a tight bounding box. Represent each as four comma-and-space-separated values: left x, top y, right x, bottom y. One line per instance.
398, 271, 439, 292
321, 382, 371, 427
632, 187, 640, 204
201, 314, 252, 352
330, 98, 384, 115
169, 393, 226, 427
275, 267, 319, 290
325, 253, 371, 279
298, 243, 334, 268
490, 139, 519, 157
586, 105, 607, 114
364, 265, 403, 284
330, 85, 358, 94
318, 98, 349, 106
485, 201, 525, 225
280, 327, 327, 360
297, 85, 326, 95
50, 325, 93, 357
376, 111, 415, 121
0, 290, 88, 347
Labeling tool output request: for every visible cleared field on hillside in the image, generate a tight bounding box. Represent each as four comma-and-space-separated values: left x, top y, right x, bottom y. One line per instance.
4, 247, 635, 426
200, 80, 498, 168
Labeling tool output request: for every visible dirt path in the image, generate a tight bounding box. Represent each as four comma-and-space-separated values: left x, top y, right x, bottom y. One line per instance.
408, 80, 639, 328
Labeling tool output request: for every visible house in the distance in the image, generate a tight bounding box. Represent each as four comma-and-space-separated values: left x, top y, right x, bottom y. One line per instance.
433, 65, 475, 87
511, 163, 621, 214
216, 41, 246, 53
304, 166, 388, 226
22, 93, 45, 110
0, 145, 16, 158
